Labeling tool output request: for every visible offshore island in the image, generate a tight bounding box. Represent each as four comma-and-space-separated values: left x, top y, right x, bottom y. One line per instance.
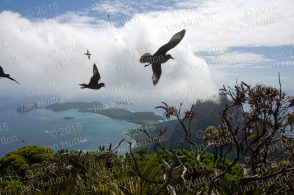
17, 101, 163, 125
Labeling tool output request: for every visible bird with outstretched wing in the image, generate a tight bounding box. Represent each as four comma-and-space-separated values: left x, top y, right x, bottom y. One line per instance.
0, 66, 20, 85
140, 29, 186, 85
79, 64, 105, 90
84, 50, 91, 60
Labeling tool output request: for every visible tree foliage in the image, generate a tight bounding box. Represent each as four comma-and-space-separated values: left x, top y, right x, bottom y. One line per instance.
0, 80, 293, 194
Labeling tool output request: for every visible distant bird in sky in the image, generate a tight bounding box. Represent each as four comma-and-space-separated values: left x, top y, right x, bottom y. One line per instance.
79, 64, 106, 90
84, 50, 91, 60
140, 29, 186, 85
0, 66, 20, 85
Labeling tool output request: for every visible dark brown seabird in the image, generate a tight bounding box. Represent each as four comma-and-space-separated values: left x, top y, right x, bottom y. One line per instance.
79, 63, 106, 90
0, 66, 20, 85
139, 29, 186, 85
84, 50, 91, 60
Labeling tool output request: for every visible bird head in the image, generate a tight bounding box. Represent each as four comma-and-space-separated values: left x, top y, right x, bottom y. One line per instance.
99, 83, 106, 88
166, 54, 174, 60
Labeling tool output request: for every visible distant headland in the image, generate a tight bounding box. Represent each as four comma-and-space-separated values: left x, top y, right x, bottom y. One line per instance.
17, 101, 163, 125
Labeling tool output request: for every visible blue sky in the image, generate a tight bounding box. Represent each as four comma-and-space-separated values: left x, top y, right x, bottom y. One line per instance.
0, 0, 94, 18
0, 0, 293, 110
197, 44, 294, 89
0, 0, 181, 20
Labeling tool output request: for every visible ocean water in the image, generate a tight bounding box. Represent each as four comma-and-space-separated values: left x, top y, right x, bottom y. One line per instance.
0, 107, 139, 156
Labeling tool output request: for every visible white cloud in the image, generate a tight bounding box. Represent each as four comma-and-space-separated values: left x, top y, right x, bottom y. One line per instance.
91, 1, 137, 15
170, 0, 294, 50
0, 0, 294, 110
202, 51, 273, 69
0, 10, 218, 110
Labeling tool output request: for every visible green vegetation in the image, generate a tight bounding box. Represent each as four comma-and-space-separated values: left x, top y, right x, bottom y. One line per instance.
0, 146, 243, 194
3, 81, 294, 194
0, 145, 53, 178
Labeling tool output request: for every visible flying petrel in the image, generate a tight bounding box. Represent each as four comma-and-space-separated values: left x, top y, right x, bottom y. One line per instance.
79, 64, 106, 90
84, 50, 91, 60
0, 66, 20, 85
140, 29, 186, 85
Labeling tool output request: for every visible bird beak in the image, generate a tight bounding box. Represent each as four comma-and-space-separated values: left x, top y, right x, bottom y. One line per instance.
171, 57, 174, 60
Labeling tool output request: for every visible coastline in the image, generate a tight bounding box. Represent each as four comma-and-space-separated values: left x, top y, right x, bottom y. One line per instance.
16, 101, 163, 126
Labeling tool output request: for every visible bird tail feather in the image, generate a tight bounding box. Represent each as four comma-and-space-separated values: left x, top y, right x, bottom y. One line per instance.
140, 53, 153, 64
79, 84, 87, 89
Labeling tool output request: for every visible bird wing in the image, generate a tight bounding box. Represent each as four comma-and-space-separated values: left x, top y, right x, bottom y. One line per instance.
93, 64, 100, 77
89, 64, 101, 85
0, 66, 4, 74
7, 76, 20, 85
153, 29, 186, 56
151, 63, 162, 86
